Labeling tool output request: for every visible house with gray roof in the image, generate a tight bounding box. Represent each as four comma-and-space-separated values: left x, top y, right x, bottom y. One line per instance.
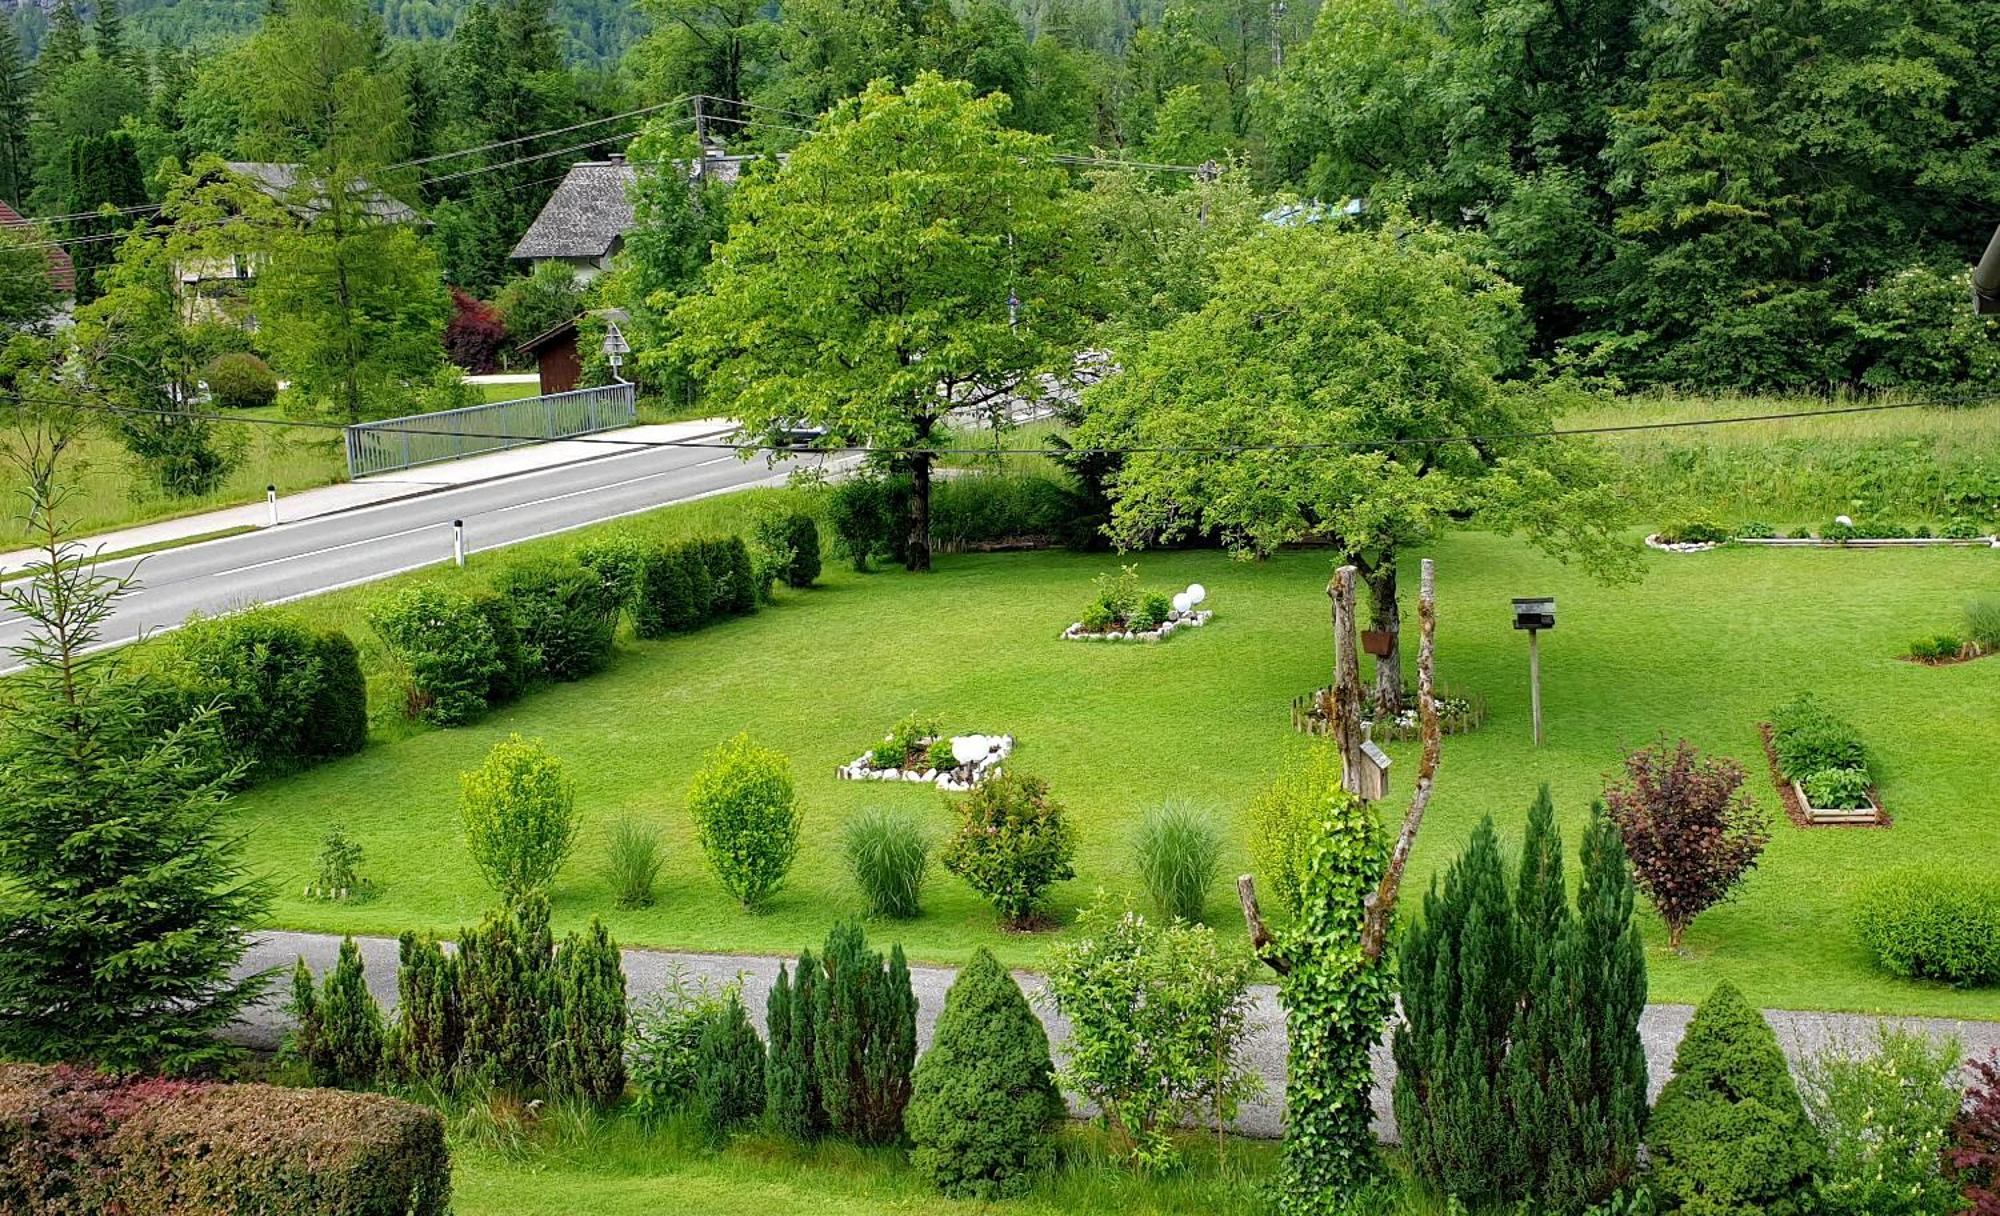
510, 150, 754, 282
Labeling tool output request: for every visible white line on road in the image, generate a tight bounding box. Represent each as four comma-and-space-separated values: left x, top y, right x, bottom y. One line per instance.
210, 521, 445, 577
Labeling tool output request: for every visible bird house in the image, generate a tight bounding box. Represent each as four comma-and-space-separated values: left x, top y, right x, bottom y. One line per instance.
1355, 724, 1392, 801
1511, 597, 1556, 631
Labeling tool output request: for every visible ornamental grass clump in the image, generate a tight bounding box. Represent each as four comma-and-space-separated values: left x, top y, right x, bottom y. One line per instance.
1134, 800, 1221, 923
940, 772, 1076, 928
686, 734, 800, 910
842, 807, 930, 918
1967, 597, 2000, 652
603, 814, 664, 909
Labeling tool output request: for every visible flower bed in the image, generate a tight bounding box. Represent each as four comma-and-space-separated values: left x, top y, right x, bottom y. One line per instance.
1063, 608, 1212, 642
1291, 686, 1487, 742
838, 714, 1014, 792
1065, 565, 1212, 642
1761, 693, 1886, 827
1650, 514, 1997, 552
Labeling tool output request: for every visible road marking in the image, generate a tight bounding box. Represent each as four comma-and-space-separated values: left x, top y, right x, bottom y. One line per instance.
211, 522, 443, 576
487, 457, 743, 515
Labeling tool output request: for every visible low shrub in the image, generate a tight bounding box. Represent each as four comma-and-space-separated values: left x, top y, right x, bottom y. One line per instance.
1852, 871, 2000, 987
171, 610, 368, 779
1802, 766, 1873, 809
940, 772, 1077, 928
203, 351, 278, 410
369, 586, 502, 725
1736, 521, 1776, 539
635, 541, 712, 637
1953, 1053, 2000, 1212
1134, 800, 1221, 923
1086, 564, 1140, 623
1657, 516, 1731, 544
460, 735, 579, 901
868, 712, 942, 770
1076, 566, 1186, 633
604, 814, 664, 909
627, 968, 742, 1117
907, 947, 1062, 1199
1768, 692, 1868, 782
546, 919, 627, 1107
842, 807, 930, 919
755, 511, 822, 588
813, 921, 918, 1146
1128, 591, 1172, 632
494, 557, 619, 682
1801, 1025, 1963, 1216
1907, 633, 1966, 662
284, 939, 383, 1089
713, 535, 759, 613
687, 734, 800, 909
0, 1063, 450, 1216
1943, 517, 1987, 540
825, 474, 907, 572
1968, 597, 2000, 651
693, 993, 765, 1134
574, 531, 648, 614
1647, 981, 1822, 1216
456, 895, 555, 1091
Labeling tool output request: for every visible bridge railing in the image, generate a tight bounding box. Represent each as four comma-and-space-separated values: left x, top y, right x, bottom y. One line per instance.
343, 382, 637, 479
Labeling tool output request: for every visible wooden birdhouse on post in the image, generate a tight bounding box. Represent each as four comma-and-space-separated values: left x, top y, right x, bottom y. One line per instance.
1356, 723, 1392, 801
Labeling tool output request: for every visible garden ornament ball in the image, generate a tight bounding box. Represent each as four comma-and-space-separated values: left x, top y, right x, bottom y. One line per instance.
1188, 584, 1207, 606
950, 735, 987, 766
1172, 592, 1192, 614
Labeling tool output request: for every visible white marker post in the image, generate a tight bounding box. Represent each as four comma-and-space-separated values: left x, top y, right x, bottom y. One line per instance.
453, 520, 466, 568
1511, 597, 1557, 746
266, 484, 278, 527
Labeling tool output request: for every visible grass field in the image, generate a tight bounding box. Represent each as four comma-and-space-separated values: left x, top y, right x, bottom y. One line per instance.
228, 514, 2000, 1018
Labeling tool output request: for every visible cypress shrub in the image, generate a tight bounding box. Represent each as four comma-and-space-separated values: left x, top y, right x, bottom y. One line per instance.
494, 557, 619, 682
470, 593, 529, 707
457, 896, 555, 1091
284, 938, 383, 1090
765, 953, 825, 1142
1648, 981, 1822, 1216
694, 993, 766, 1134
303, 628, 369, 760
718, 535, 758, 614
812, 921, 917, 1146
636, 542, 711, 637
547, 920, 627, 1107
391, 932, 461, 1091
906, 948, 1061, 1199
574, 532, 648, 615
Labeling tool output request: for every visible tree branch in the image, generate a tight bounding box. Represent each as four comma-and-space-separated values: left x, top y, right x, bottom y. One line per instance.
1362, 557, 1439, 962
1237, 874, 1291, 976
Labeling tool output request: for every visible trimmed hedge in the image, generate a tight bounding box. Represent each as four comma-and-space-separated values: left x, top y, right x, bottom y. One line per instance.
756, 510, 822, 588
1854, 871, 2000, 987
368, 586, 503, 726
493, 558, 620, 683
170, 611, 369, 780
635, 537, 759, 639
0, 1064, 450, 1215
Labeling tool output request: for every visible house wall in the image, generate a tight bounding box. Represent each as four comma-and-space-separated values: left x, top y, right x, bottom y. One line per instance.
537, 332, 582, 396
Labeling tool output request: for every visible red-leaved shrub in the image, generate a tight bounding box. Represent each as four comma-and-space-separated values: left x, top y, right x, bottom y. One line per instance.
1953, 1052, 2000, 1215
445, 289, 509, 374
1602, 737, 1769, 950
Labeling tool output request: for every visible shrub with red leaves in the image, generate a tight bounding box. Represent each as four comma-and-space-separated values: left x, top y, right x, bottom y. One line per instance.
1953, 1052, 2000, 1215
1602, 736, 1769, 950
444, 289, 509, 375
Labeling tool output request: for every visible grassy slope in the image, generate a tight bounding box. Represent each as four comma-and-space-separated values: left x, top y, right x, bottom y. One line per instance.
232, 528, 2000, 1018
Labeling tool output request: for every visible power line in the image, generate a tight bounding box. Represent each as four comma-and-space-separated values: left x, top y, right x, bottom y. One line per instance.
393, 96, 693, 169
419, 118, 694, 187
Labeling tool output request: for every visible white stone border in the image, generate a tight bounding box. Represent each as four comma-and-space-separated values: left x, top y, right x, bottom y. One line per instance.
1062, 609, 1213, 642
838, 733, 1015, 793
1648, 532, 1999, 552
1644, 533, 1721, 553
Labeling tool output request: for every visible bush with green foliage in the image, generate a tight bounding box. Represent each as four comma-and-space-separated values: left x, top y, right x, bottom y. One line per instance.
1042, 897, 1257, 1168
546, 919, 627, 1107
496, 259, 587, 345
826, 475, 899, 572
1128, 590, 1173, 631
460, 735, 579, 901
765, 954, 823, 1141
686, 734, 800, 908
635, 540, 712, 637
1907, 634, 1966, 662
493, 557, 619, 682
628, 968, 743, 1117
1134, 800, 1221, 923
574, 531, 648, 614
693, 993, 766, 1134
1967, 597, 2000, 652
170, 611, 368, 780
715, 535, 760, 612
202, 351, 278, 410
456, 895, 555, 1092
1657, 517, 1732, 544
0, 1064, 450, 1216
1800, 1026, 1963, 1216
368, 586, 502, 725
812, 921, 918, 1147
907, 947, 1062, 1199
1852, 871, 2000, 987
391, 933, 461, 1090
470, 592, 529, 707
755, 510, 822, 588
604, 814, 664, 909
928, 471, 1086, 550
868, 712, 942, 770
1647, 981, 1822, 1216
1802, 766, 1873, 809
940, 772, 1077, 927
843, 807, 930, 919
1247, 744, 1344, 919
284, 938, 383, 1090
1769, 693, 1869, 783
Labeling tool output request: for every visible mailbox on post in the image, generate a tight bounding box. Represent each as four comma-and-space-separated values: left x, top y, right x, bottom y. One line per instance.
1511, 597, 1555, 745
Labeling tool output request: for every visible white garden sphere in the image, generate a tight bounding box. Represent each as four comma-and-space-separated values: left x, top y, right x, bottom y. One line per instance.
1172, 592, 1192, 614
1187, 583, 1207, 606
950, 735, 987, 766
1835, 514, 1853, 526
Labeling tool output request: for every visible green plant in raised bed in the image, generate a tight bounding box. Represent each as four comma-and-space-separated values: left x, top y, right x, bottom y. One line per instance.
1129, 592, 1172, 633
1089, 565, 1142, 624
1737, 521, 1776, 539
1803, 767, 1872, 811
1769, 693, 1867, 782
1943, 517, 1988, 540
925, 737, 956, 771
869, 714, 941, 770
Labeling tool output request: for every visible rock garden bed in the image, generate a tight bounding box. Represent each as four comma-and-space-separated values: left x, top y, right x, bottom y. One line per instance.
1650, 514, 1998, 552
1292, 686, 1487, 742
838, 713, 1014, 792
1761, 693, 1887, 828
1064, 566, 1213, 642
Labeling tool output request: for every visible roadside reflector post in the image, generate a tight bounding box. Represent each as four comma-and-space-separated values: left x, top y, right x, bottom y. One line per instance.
266, 484, 278, 527
453, 520, 466, 568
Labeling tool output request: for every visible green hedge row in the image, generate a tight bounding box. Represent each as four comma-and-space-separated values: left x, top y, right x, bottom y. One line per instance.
0, 1063, 449, 1216
166, 610, 369, 783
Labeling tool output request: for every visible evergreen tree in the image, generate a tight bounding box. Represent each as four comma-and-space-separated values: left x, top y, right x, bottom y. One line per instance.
92, 0, 127, 73
287, 937, 385, 1088
546, 918, 627, 1106
766, 953, 825, 1141
392, 931, 463, 1089
63, 130, 146, 303
694, 992, 767, 1133
0, 20, 29, 205
457, 893, 555, 1090
0, 421, 269, 1075
1649, 981, 1822, 1216
906, 948, 1062, 1199
1500, 788, 1569, 1199
813, 921, 917, 1146
39, 1, 88, 74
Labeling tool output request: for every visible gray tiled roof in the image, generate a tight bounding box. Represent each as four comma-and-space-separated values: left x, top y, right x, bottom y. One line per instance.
510, 155, 753, 261
224, 162, 418, 225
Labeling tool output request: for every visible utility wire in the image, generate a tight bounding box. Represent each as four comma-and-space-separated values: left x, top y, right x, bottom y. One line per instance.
392, 96, 693, 169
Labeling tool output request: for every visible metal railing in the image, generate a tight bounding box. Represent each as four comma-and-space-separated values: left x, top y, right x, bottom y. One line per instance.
343, 382, 637, 478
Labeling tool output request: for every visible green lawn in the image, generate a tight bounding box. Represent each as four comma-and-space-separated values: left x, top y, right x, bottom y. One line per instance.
231, 527, 2000, 1018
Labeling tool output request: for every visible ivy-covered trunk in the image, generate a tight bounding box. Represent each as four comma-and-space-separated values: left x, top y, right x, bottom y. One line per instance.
1363, 558, 1402, 716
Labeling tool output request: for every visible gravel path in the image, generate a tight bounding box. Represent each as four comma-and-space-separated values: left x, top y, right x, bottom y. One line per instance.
239, 930, 2000, 1141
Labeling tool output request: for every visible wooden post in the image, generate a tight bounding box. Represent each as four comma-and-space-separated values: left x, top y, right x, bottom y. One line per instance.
1528, 627, 1543, 746
1328, 566, 1364, 797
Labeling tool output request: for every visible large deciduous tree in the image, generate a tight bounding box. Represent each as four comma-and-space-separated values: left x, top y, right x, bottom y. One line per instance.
672, 73, 1087, 571
1075, 218, 1633, 711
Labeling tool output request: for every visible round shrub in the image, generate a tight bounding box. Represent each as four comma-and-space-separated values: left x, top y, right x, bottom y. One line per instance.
493, 557, 619, 682
368, 586, 502, 725
170, 610, 367, 780
906, 948, 1062, 1199
573, 532, 647, 614
636, 541, 712, 638
470, 592, 529, 707
459, 734, 580, 900
202, 352, 278, 411
753, 511, 822, 589
939, 772, 1076, 928
1128, 591, 1172, 632
1853, 872, 2000, 987
1134, 800, 1221, 923
1906, 634, 1965, 662
842, 807, 930, 919
686, 734, 800, 909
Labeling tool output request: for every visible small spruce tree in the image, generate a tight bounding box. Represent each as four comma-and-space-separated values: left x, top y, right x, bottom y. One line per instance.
694, 992, 767, 1133
392, 931, 462, 1090
765, 955, 825, 1141
547, 919, 628, 1106
286, 938, 384, 1089
813, 921, 917, 1146
906, 948, 1062, 1198
1649, 981, 1822, 1216
457, 895, 555, 1091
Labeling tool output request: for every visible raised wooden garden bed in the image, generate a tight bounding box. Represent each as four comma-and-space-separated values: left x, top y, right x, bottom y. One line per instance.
1757, 722, 1889, 829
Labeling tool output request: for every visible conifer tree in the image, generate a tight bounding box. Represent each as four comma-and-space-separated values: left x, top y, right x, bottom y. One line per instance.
457, 894, 555, 1090
1500, 788, 1569, 1195
0, 20, 29, 205
63, 129, 145, 304
694, 992, 767, 1133
392, 931, 463, 1089
813, 921, 917, 1145
40, 2, 88, 73
286, 937, 385, 1088
547, 919, 628, 1106
765, 955, 825, 1141
0, 420, 269, 1075
906, 948, 1062, 1199
92, 0, 128, 73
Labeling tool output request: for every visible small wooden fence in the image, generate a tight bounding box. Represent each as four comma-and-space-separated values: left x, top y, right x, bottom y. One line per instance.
343, 382, 637, 478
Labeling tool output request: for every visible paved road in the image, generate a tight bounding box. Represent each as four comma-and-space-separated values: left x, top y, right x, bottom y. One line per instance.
239, 931, 2000, 1142
0, 439, 803, 659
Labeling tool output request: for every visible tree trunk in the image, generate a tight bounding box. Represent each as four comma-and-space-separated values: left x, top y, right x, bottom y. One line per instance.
1365, 558, 1402, 716
906, 453, 932, 572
